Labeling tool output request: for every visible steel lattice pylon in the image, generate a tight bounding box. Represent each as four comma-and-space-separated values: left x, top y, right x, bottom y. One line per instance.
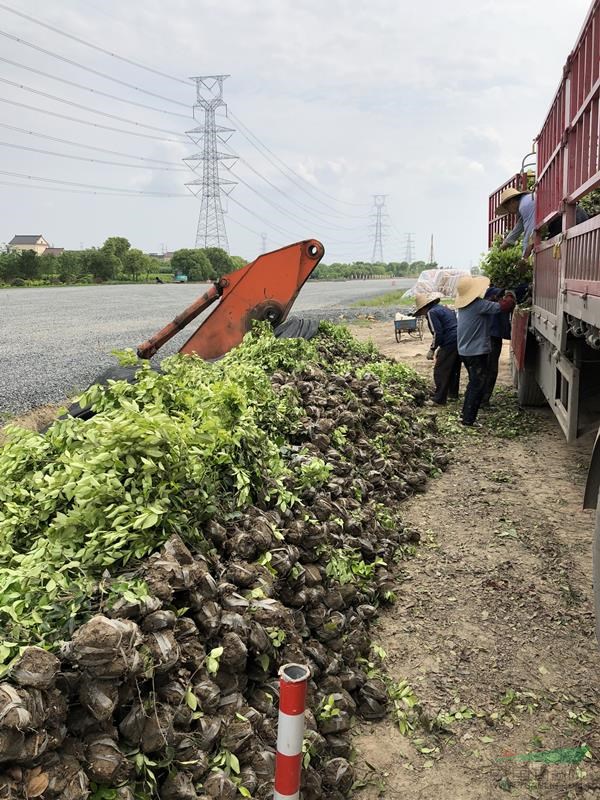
371, 195, 386, 263
184, 75, 237, 251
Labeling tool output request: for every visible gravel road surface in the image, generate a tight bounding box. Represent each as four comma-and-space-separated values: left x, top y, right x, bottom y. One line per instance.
0, 278, 413, 413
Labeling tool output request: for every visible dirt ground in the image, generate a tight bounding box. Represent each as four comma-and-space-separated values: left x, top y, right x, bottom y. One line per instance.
349, 320, 600, 799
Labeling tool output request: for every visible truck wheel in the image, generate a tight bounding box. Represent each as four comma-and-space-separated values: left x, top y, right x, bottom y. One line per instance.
516, 366, 546, 407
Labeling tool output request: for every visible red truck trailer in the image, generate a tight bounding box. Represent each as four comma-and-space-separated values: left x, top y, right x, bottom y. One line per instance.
488, 0, 600, 626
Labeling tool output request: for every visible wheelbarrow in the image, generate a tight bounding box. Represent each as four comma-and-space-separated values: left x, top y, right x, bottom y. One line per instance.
394, 313, 424, 342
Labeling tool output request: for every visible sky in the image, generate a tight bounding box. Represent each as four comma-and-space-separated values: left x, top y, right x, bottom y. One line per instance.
0, 0, 592, 267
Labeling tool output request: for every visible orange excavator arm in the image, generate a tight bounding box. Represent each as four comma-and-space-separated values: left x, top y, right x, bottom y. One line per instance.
137, 239, 324, 361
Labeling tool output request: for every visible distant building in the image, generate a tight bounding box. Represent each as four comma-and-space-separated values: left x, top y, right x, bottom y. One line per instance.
148, 251, 175, 262
43, 247, 65, 257
8, 235, 50, 255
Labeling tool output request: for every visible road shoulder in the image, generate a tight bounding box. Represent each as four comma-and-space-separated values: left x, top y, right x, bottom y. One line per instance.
350, 320, 600, 799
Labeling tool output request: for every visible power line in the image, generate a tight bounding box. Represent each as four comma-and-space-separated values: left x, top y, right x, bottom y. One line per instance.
0, 2, 192, 87
0, 57, 362, 224
228, 112, 367, 209
227, 112, 367, 214
0, 4, 365, 214
225, 193, 304, 239
0, 97, 186, 144
227, 147, 368, 223
0, 169, 190, 196
230, 169, 359, 232
0, 35, 189, 110
0, 178, 187, 198
0, 122, 182, 164
0, 139, 185, 171
0, 53, 191, 119
0, 77, 187, 137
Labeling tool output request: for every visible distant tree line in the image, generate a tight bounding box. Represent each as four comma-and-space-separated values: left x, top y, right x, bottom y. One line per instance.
0, 237, 247, 286
311, 260, 438, 280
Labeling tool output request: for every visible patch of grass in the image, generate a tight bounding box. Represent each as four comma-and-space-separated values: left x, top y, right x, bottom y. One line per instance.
351, 291, 454, 309
351, 290, 413, 308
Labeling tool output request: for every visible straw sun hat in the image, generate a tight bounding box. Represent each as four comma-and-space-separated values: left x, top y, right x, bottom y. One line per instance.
454, 276, 490, 309
413, 292, 442, 315
496, 186, 528, 217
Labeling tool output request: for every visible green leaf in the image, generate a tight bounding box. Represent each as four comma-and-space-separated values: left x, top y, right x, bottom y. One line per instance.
185, 688, 198, 710
228, 753, 240, 774
258, 654, 269, 672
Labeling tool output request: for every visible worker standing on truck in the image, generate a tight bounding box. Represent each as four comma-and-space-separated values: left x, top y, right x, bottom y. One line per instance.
497, 188, 536, 257
454, 276, 516, 426
497, 187, 588, 256
413, 293, 460, 405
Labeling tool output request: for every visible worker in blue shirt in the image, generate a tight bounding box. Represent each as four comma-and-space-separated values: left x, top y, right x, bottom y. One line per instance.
497, 187, 588, 257
455, 276, 516, 426
481, 286, 512, 406
413, 293, 460, 405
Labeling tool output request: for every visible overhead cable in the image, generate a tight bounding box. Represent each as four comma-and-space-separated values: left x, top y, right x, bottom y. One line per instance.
0, 3, 365, 213
229, 170, 359, 232
224, 193, 304, 240
0, 169, 190, 196
0, 53, 191, 119
0, 25, 187, 104
0, 6, 191, 88
0, 140, 186, 170
0, 78, 187, 137
0, 121, 183, 164
0, 97, 185, 144
229, 112, 368, 210
225, 146, 368, 223
0, 178, 187, 198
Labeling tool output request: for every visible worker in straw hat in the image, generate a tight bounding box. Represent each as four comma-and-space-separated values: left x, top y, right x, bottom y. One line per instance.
496, 187, 536, 258
454, 276, 516, 426
497, 186, 588, 257
413, 292, 460, 405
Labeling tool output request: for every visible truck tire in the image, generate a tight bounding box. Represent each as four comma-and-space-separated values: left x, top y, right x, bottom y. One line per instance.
516, 365, 546, 407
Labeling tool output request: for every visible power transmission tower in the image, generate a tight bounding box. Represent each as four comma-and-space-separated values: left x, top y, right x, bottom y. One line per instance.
261, 233, 267, 254
404, 233, 415, 264
370, 195, 386, 263
184, 75, 237, 251
429, 234, 435, 265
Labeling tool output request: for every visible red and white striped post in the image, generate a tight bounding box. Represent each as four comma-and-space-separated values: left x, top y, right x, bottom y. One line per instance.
274, 663, 310, 800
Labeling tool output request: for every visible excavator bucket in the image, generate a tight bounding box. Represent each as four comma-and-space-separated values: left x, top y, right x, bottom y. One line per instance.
137, 239, 324, 361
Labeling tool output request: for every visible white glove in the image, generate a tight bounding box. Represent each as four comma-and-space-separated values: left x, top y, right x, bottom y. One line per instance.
426, 348, 435, 361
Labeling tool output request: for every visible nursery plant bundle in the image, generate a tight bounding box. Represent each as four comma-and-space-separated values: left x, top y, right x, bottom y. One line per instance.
0, 324, 447, 799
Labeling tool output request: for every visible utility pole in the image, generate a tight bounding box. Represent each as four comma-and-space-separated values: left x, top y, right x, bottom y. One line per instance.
429, 234, 435, 265
184, 75, 237, 251
404, 233, 415, 264
261, 233, 267, 254
370, 195, 386, 263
